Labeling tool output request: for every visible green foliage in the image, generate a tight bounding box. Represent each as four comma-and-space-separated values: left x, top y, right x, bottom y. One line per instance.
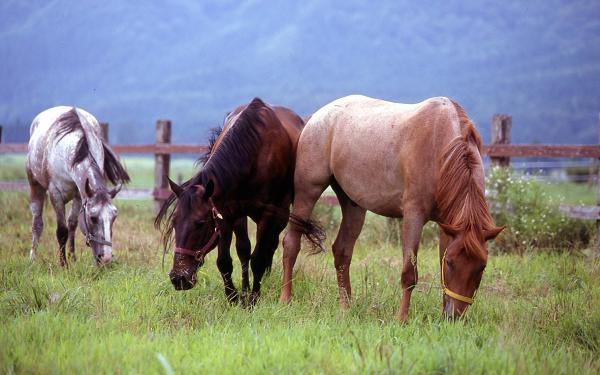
1, 191, 599, 374
487, 167, 594, 254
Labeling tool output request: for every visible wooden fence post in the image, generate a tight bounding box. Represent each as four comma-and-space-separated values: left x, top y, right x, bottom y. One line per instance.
99, 122, 109, 142
491, 114, 512, 167
154, 120, 171, 214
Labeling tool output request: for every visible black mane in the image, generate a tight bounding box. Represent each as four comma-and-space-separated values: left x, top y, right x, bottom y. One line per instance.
197, 126, 223, 165
54, 108, 130, 186
194, 97, 267, 189
155, 97, 271, 247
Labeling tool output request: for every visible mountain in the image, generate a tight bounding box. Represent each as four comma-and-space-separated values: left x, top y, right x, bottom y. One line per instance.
1, 0, 599, 145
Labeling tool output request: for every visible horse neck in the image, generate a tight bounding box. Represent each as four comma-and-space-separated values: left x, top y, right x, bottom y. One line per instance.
72, 159, 107, 199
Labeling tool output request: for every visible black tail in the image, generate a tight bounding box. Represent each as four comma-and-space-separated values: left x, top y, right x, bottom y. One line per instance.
103, 142, 130, 185
289, 213, 326, 254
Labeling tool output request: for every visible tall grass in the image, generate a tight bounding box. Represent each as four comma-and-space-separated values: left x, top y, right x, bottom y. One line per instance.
0, 191, 599, 374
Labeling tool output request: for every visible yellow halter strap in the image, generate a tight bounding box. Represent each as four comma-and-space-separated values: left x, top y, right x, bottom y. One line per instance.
441, 248, 475, 305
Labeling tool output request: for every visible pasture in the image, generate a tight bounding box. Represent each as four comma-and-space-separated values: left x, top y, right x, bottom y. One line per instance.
0, 157, 599, 374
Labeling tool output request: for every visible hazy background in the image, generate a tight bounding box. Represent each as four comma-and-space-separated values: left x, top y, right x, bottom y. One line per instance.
1, 0, 599, 145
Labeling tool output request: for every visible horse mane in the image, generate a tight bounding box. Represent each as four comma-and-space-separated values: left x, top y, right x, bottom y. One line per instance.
154, 97, 270, 248
54, 108, 130, 186
197, 126, 223, 165
435, 101, 495, 259
197, 97, 269, 189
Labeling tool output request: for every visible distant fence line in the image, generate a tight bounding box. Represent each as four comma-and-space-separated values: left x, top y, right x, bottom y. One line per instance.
1, 113, 599, 253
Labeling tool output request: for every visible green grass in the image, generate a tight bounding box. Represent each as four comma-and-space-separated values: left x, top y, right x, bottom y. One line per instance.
538, 181, 597, 206
1, 191, 599, 374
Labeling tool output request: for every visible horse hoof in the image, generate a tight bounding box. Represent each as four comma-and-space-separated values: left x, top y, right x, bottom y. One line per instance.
249, 292, 260, 306
226, 291, 239, 305
397, 312, 409, 324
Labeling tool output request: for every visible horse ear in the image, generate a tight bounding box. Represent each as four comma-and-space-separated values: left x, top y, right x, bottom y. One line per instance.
484, 226, 505, 241
109, 183, 122, 199
85, 178, 94, 198
203, 179, 214, 200
168, 177, 183, 198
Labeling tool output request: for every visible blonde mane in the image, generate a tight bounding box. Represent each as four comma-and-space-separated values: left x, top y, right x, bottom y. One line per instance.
435, 101, 496, 259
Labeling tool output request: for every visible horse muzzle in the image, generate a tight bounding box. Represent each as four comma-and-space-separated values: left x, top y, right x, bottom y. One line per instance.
95, 249, 113, 265
169, 272, 197, 290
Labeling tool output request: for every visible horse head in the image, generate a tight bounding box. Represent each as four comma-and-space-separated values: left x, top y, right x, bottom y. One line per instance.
81, 179, 120, 265
166, 178, 220, 290
439, 224, 504, 319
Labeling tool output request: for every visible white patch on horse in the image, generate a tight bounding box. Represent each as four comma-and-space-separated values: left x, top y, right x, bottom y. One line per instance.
100, 209, 113, 263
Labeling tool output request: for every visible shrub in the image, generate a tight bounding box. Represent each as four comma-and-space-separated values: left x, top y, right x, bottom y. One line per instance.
486, 167, 594, 254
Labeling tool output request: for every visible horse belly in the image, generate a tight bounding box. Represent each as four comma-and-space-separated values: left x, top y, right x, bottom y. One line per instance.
331, 133, 406, 217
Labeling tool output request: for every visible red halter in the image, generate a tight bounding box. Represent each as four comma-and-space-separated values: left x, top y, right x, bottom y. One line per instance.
173, 207, 223, 261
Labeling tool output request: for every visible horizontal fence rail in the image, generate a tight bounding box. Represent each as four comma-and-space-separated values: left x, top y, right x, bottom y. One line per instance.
1, 112, 599, 253
2, 143, 599, 158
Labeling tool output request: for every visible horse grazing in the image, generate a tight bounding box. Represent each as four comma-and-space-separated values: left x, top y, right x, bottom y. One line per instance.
155, 98, 304, 305
27, 106, 130, 266
280, 95, 504, 320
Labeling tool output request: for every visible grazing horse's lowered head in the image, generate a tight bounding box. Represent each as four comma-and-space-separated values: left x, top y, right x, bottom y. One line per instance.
162, 177, 220, 290
81, 179, 122, 264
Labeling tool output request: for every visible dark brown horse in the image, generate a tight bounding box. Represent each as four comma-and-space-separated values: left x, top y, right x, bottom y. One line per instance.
155, 98, 303, 304
280, 95, 503, 320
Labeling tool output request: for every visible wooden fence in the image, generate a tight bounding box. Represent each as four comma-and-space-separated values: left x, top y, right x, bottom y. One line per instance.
1, 114, 599, 252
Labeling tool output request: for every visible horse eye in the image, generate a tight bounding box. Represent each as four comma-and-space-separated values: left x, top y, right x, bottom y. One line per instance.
90, 216, 99, 225
446, 258, 455, 269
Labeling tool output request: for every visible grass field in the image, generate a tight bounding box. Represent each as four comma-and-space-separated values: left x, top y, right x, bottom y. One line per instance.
0, 189, 599, 374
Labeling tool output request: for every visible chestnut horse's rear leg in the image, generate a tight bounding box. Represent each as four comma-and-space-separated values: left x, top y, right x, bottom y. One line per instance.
27, 172, 46, 261
331, 181, 366, 308
398, 206, 425, 322
280, 183, 327, 304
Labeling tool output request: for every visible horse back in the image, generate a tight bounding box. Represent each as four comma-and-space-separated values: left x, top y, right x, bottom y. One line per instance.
299, 95, 468, 217
27, 106, 105, 189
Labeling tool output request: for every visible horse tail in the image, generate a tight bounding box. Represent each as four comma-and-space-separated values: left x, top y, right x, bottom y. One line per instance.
289, 213, 326, 254
102, 142, 130, 185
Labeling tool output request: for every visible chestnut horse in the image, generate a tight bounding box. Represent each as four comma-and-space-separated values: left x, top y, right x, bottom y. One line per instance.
156, 98, 304, 305
280, 95, 503, 320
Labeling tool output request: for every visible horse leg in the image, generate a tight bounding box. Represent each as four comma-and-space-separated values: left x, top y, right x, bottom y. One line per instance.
67, 199, 81, 262
233, 217, 251, 306
48, 187, 69, 267
28, 175, 46, 261
280, 184, 326, 304
331, 182, 366, 309
250, 215, 288, 306
216, 224, 237, 303
397, 209, 425, 322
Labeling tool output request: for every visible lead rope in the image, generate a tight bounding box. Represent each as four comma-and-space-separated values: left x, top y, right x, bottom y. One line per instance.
441, 248, 475, 305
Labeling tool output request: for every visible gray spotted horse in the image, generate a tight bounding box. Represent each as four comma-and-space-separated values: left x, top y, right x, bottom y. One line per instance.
26, 106, 130, 266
